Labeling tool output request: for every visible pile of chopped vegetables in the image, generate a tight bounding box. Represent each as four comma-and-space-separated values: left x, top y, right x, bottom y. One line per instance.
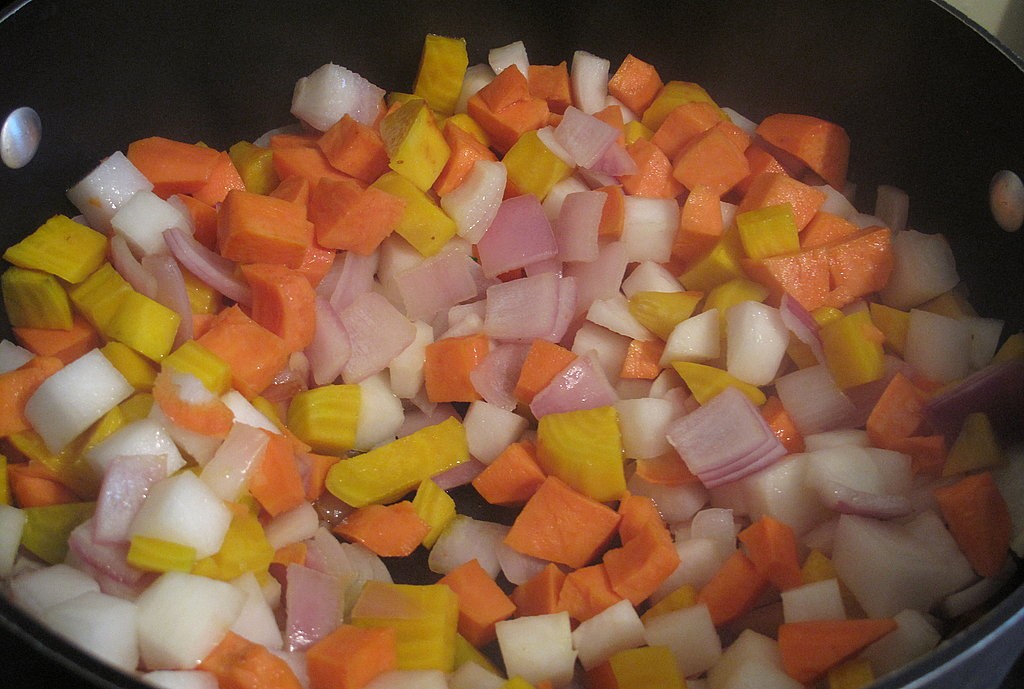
1, 33, 1023, 689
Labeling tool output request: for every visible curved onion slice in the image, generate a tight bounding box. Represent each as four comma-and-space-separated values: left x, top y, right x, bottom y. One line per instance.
469, 342, 531, 411
925, 359, 1024, 441
529, 354, 618, 418
109, 234, 156, 298
553, 106, 617, 167
431, 459, 487, 491
142, 254, 193, 347
305, 297, 351, 387
163, 227, 251, 306
780, 293, 824, 363
818, 479, 913, 519
476, 194, 558, 278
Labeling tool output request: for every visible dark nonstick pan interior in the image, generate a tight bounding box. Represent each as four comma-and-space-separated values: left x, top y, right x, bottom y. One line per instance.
1, 1, 1022, 687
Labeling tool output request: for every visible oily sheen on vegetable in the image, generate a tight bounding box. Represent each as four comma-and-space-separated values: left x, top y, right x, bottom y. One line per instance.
0, 32, 1022, 689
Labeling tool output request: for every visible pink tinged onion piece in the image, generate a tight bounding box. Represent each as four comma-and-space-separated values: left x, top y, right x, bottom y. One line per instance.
305, 297, 351, 387
282, 563, 344, 652
665, 386, 786, 488
110, 234, 157, 299
92, 454, 167, 544
163, 227, 251, 306
319, 249, 379, 313
141, 254, 193, 347
338, 291, 417, 383
564, 240, 628, 317
774, 364, 859, 436
395, 248, 480, 322
587, 141, 638, 177
780, 293, 824, 363
199, 422, 271, 502
554, 190, 605, 263
925, 359, 1024, 442
483, 272, 561, 342
818, 479, 914, 519
553, 106, 618, 168
570, 50, 611, 115
476, 194, 559, 278
469, 342, 532, 411
290, 63, 385, 130
431, 458, 487, 491
529, 353, 618, 418
67, 520, 153, 598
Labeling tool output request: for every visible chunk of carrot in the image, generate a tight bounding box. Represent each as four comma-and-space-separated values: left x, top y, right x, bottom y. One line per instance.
736, 171, 826, 231
603, 519, 679, 605
240, 263, 317, 353
471, 441, 546, 506
618, 339, 664, 380
176, 193, 220, 250
438, 558, 517, 647
199, 631, 303, 689
696, 550, 768, 626
298, 451, 339, 501
756, 113, 851, 190
432, 120, 498, 197
270, 138, 351, 189
608, 54, 664, 115
558, 563, 623, 622
126, 136, 221, 198
778, 618, 898, 685
305, 624, 397, 689
933, 471, 1013, 577
317, 114, 391, 183
467, 66, 550, 154
0, 356, 62, 438
513, 339, 577, 405
332, 501, 431, 557
620, 138, 685, 199
249, 431, 307, 518
737, 515, 803, 592
800, 210, 859, 250
672, 184, 724, 266
733, 143, 788, 199
865, 373, 928, 447
151, 368, 234, 438
13, 315, 101, 365
528, 62, 573, 115
268, 174, 312, 205
650, 101, 723, 160
511, 562, 567, 617
197, 305, 289, 399
671, 122, 750, 195
616, 492, 667, 543
7, 461, 81, 507
596, 184, 625, 237
633, 453, 701, 487
423, 334, 490, 403
761, 395, 805, 453
308, 177, 405, 256
193, 150, 247, 206
217, 189, 315, 269
504, 475, 621, 569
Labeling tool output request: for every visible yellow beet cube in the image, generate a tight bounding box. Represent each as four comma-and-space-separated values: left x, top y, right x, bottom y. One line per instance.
641, 80, 724, 131
352, 580, 460, 671
820, 310, 885, 389
20, 502, 95, 564
623, 119, 654, 145
1, 266, 73, 330
380, 98, 451, 192
162, 340, 232, 396
587, 645, 685, 689
736, 203, 801, 260
101, 340, 158, 391
671, 361, 766, 405
191, 510, 274, 581
993, 332, 1024, 363
641, 584, 697, 623
127, 535, 197, 573
704, 277, 769, 315
502, 129, 574, 200
68, 263, 132, 331
371, 171, 458, 256
678, 225, 747, 292
827, 658, 875, 689
326, 417, 469, 507
412, 478, 456, 549
414, 34, 469, 116
943, 412, 1003, 476
105, 290, 181, 361
287, 384, 361, 456
3, 215, 108, 284
628, 290, 703, 340
228, 141, 279, 195
536, 406, 626, 503
868, 302, 910, 356
443, 113, 491, 147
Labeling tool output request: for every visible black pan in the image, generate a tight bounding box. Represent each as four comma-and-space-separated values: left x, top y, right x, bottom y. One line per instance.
1, 1, 1022, 687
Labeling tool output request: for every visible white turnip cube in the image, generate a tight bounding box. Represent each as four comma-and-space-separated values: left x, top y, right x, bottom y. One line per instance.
427, 515, 508, 578
626, 471, 709, 524
454, 63, 495, 115
620, 196, 678, 263
354, 372, 404, 451
489, 40, 529, 77
142, 670, 220, 689
904, 309, 972, 383
879, 230, 959, 310
706, 629, 802, 689
587, 293, 656, 341
571, 322, 630, 382
496, 612, 577, 688
614, 397, 674, 460
264, 502, 320, 551
643, 602, 722, 677
621, 260, 684, 297
725, 301, 789, 386
570, 50, 610, 115
803, 429, 869, 451
542, 176, 590, 223
963, 316, 1004, 370
148, 405, 221, 467
85, 417, 187, 477
572, 598, 646, 670
364, 670, 448, 689
806, 445, 913, 496
24, 348, 134, 452
780, 578, 846, 622
688, 508, 739, 561
0, 504, 26, 577
129, 471, 233, 559
67, 151, 154, 232
388, 320, 433, 400
291, 63, 385, 130
448, 661, 506, 689
8, 563, 100, 618
39, 591, 139, 672
464, 401, 529, 464
653, 538, 724, 601
738, 453, 830, 536
229, 572, 283, 650
220, 390, 278, 433
774, 364, 858, 436
831, 511, 976, 618
860, 608, 941, 677
0, 338, 33, 373
110, 190, 191, 257
135, 571, 246, 670
660, 309, 720, 365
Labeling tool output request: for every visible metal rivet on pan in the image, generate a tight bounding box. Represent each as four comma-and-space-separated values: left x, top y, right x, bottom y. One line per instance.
1, 106, 42, 169
990, 170, 1024, 233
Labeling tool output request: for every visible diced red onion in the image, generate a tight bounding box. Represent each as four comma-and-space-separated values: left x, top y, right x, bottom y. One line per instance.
282, 563, 344, 651
304, 528, 359, 580
476, 195, 559, 279
164, 227, 251, 306
524, 256, 563, 278
142, 254, 194, 347
469, 342, 531, 411
305, 297, 351, 387
564, 241, 628, 317
110, 234, 157, 298
535, 126, 576, 167
319, 250, 378, 313
553, 106, 617, 168
780, 293, 824, 363
569, 51, 611, 115
483, 272, 562, 342
290, 63, 385, 130
545, 276, 578, 344
666, 386, 786, 488
92, 454, 166, 544
775, 364, 859, 436
818, 479, 914, 519
431, 459, 487, 491
588, 142, 638, 177
199, 422, 271, 502
67, 520, 152, 598
529, 353, 618, 418
394, 248, 480, 322
554, 191, 605, 263
338, 291, 416, 384
925, 359, 1024, 442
